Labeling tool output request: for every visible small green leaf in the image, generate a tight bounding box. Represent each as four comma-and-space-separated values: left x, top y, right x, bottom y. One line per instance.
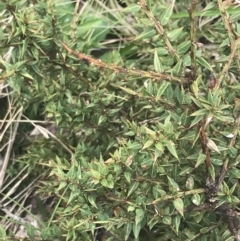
154, 48, 163, 72
177, 41, 191, 54
77, 19, 103, 35
190, 115, 204, 127
67, 191, 80, 205
123, 4, 141, 12
163, 216, 172, 225
173, 198, 184, 217
172, 59, 183, 75
191, 194, 201, 206
135, 208, 145, 225
112, 84, 138, 95
90, 169, 101, 179
134, 29, 156, 41
128, 142, 142, 150
155, 142, 164, 152
128, 206, 135, 212
227, 168, 240, 178
144, 127, 157, 139
196, 56, 213, 71
2, 69, 15, 78
98, 163, 108, 176
0, 59, 13, 69
190, 108, 207, 116
156, 47, 169, 55
179, 166, 194, 176
58, 181, 67, 191
124, 131, 135, 136
166, 141, 178, 159
98, 115, 107, 125
173, 215, 181, 233
195, 152, 206, 168
142, 139, 154, 150
167, 27, 184, 41
88, 195, 98, 209
124, 222, 132, 241
160, 1, 175, 26
133, 222, 141, 239
219, 38, 229, 48
139, 18, 155, 26
201, 2, 216, 12
167, 176, 180, 193
200, 227, 211, 234
127, 182, 139, 197
190, 75, 201, 98
156, 81, 170, 100
100, 178, 108, 187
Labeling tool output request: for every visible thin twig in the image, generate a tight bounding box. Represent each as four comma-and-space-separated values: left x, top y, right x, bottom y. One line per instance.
61, 41, 186, 83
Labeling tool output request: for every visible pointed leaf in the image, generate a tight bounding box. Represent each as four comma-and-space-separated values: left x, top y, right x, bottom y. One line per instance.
173, 215, 181, 234
124, 222, 132, 241
134, 29, 156, 41
88, 195, 98, 209
166, 141, 178, 159
124, 171, 131, 183
167, 27, 184, 42
160, 1, 175, 26
90, 169, 101, 179
206, 138, 220, 153
132, 222, 141, 239
154, 48, 163, 72
123, 4, 141, 12
112, 84, 138, 95
196, 56, 213, 71
156, 81, 170, 100
173, 198, 184, 217
195, 152, 206, 168
172, 59, 183, 75
135, 208, 145, 225
127, 182, 139, 197
190, 115, 204, 127
142, 139, 154, 150
177, 41, 191, 54
190, 109, 207, 116
167, 176, 180, 193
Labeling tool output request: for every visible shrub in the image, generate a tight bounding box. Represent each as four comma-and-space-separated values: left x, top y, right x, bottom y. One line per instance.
1, 0, 240, 240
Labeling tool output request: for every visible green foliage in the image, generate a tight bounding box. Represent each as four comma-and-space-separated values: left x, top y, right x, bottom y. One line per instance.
1, 0, 240, 240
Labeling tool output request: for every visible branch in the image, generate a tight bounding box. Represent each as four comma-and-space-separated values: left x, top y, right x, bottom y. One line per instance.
60, 42, 186, 84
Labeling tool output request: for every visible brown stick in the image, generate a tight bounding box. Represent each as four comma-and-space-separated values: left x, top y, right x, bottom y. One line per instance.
60, 42, 186, 84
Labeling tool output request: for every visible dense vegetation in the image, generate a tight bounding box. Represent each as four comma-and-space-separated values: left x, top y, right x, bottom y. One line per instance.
1, 0, 240, 240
